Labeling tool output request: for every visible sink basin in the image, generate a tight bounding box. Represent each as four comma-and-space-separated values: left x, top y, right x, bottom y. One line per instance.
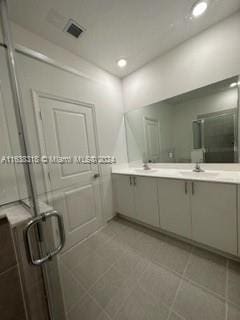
180, 170, 220, 178
133, 168, 158, 174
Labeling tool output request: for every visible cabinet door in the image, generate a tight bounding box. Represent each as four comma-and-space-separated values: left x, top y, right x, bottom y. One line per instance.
134, 177, 160, 227
191, 182, 237, 255
158, 179, 191, 239
112, 174, 135, 218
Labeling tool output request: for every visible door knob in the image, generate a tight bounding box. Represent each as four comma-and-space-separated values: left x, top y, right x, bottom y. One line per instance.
93, 173, 100, 179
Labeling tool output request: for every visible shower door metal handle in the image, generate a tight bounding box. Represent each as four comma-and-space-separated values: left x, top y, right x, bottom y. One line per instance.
24, 210, 65, 266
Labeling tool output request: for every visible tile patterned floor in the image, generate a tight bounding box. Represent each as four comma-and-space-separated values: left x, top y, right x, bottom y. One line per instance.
60, 217, 240, 320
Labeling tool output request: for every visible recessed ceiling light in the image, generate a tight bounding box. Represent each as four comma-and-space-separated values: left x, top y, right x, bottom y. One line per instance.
192, 1, 208, 18
117, 58, 127, 68
230, 82, 240, 88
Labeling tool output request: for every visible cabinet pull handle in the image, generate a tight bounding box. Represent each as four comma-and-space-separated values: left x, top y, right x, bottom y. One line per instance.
134, 177, 136, 185
24, 210, 65, 266
129, 176, 132, 185
185, 181, 188, 194
191, 182, 194, 195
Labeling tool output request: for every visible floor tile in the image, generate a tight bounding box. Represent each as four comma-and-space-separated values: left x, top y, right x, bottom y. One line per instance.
73, 252, 111, 290
60, 241, 91, 270
228, 260, 240, 305
152, 236, 191, 274
114, 248, 149, 282
172, 280, 225, 320
60, 263, 86, 312
115, 285, 169, 320
168, 312, 186, 320
132, 232, 160, 259
90, 264, 136, 318
185, 247, 226, 296
95, 238, 127, 265
60, 218, 234, 320
100, 223, 119, 238
89, 266, 125, 309
102, 219, 127, 237
139, 262, 181, 307
227, 304, 240, 320
68, 294, 106, 320
113, 226, 143, 250
104, 278, 135, 318
97, 312, 112, 320
85, 231, 112, 251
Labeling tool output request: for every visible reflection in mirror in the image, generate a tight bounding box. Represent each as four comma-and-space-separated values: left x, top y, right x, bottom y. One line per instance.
125, 76, 239, 164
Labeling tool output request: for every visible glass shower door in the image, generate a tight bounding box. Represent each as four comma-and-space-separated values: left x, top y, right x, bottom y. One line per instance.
12, 33, 106, 320
203, 113, 236, 163
1, 1, 106, 319
0, 7, 62, 320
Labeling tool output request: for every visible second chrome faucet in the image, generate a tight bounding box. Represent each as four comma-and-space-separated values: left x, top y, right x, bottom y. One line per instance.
193, 162, 204, 172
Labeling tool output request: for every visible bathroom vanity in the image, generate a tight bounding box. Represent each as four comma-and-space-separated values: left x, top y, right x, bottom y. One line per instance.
118, 74, 240, 259
112, 167, 240, 258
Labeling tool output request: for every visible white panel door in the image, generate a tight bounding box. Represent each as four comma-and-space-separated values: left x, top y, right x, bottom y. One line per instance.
134, 176, 160, 227
144, 117, 160, 162
158, 179, 191, 239
39, 96, 102, 250
191, 181, 237, 255
113, 174, 135, 218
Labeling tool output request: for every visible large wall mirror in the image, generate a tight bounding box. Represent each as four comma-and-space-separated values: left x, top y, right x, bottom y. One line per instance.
125, 76, 240, 164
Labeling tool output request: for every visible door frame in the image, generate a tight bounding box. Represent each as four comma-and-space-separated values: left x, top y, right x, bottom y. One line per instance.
143, 116, 161, 162
31, 90, 102, 195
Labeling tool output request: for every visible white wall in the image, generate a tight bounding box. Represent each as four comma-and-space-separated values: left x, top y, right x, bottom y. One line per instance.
0, 22, 127, 220
8, 23, 128, 165
122, 11, 240, 112
9, 23, 121, 89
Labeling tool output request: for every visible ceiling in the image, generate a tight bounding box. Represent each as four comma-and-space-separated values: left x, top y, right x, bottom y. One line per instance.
8, 0, 240, 78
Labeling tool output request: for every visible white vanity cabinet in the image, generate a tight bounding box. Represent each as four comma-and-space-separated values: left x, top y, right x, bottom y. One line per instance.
158, 179, 237, 255
157, 179, 191, 239
113, 173, 238, 256
134, 176, 159, 227
113, 174, 160, 227
113, 174, 135, 219
191, 181, 237, 255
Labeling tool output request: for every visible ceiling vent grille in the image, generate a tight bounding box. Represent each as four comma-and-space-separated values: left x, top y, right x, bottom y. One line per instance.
64, 19, 85, 38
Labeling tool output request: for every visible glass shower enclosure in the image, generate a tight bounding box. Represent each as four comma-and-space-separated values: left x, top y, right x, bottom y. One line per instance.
192, 110, 237, 163
0, 1, 104, 319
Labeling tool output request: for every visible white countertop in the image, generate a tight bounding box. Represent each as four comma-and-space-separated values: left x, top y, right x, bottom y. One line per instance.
112, 166, 240, 184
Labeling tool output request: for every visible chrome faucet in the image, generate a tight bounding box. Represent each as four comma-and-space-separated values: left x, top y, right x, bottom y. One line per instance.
193, 162, 204, 173
143, 162, 151, 170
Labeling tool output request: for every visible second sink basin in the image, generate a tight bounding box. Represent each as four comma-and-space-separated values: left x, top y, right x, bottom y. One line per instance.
133, 168, 158, 174
180, 170, 220, 178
